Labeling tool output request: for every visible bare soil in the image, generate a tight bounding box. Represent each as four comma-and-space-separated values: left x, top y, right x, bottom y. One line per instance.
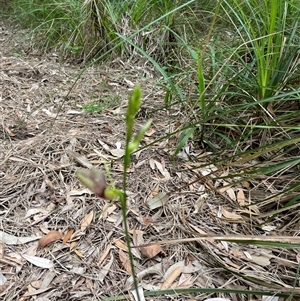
1, 18, 299, 301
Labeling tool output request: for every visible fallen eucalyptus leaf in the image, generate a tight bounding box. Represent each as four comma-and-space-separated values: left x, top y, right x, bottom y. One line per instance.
147, 192, 168, 210
22, 254, 54, 269
0, 231, 40, 245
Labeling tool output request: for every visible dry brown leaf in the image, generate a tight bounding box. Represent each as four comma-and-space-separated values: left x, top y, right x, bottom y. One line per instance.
101, 203, 117, 219
140, 244, 165, 258
147, 192, 168, 210
39, 230, 62, 248
0, 280, 10, 293
161, 266, 183, 289
98, 244, 112, 266
113, 239, 128, 251
70, 241, 78, 250
128, 229, 145, 235
250, 254, 271, 267
86, 278, 93, 290
242, 181, 250, 188
188, 223, 207, 235
237, 189, 246, 205
4, 127, 16, 137
153, 160, 170, 179
119, 249, 131, 274
225, 187, 236, 201
63, 229, 74, 244
142, 216, 153, 226
99, 254, 114, 283
221, 207, 242, 220
74, 249, 84, 258
23, 287, 53, 297
132, 229, 144, 246
81, 210, 94, 231
68, 150, 93, 169
110, 148, 125, 158
145, 128, 156, 137
113, 238, 141, 259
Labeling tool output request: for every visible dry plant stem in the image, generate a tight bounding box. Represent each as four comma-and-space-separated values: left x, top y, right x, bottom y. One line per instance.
136, 235, 300, 248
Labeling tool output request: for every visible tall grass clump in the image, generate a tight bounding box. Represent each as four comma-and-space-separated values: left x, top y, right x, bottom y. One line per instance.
224, 0, 300, 103
162, 0, 300, 209
7, 0, 85, 59
4, 0, 205, 64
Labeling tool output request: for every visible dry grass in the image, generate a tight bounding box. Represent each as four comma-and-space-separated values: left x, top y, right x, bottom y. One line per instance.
1, 19, 300, 301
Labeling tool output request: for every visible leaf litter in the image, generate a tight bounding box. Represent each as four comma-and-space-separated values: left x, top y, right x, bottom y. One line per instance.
0, 19, 300, 301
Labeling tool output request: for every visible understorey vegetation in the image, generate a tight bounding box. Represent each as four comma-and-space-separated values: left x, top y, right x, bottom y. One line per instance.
1, 0, 300, 300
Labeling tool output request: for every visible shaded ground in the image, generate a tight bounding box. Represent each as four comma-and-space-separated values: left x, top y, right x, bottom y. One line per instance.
1, 19, 300, 301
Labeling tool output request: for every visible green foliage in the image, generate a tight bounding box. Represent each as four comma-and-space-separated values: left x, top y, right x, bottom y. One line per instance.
3, 0, 200, 63
9, 0, 83, 53
224, 0, 300, 102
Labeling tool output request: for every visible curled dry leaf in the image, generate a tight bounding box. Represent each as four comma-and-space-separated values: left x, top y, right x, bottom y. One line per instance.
140, 244, 166, 259
39, 230, 62, 248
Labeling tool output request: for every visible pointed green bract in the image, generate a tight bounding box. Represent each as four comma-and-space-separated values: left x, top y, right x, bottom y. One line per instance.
126, 86, 141, 142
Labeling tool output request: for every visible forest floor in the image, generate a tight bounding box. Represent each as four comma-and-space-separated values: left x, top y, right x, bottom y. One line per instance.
0, 18, 299, 301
